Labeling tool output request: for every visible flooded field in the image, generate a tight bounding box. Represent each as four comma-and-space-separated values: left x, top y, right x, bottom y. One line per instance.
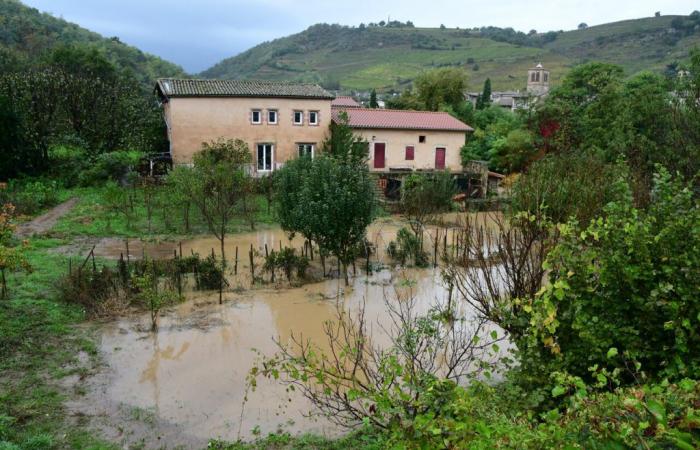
70, 214, 503, 448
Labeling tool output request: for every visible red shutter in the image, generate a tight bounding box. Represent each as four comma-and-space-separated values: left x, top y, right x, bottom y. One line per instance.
435, 147, 446, 169
373, 143, 386, 169
405, 146, 414, 160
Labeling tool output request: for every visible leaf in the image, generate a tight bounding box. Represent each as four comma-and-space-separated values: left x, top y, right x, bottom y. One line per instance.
646, 399, 667, 424
552, 385, 567, 397
607, 347, 618, 359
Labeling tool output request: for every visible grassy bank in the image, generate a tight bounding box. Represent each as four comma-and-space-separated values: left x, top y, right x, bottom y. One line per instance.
0, 238, 116, 449
52, 187, 276, 238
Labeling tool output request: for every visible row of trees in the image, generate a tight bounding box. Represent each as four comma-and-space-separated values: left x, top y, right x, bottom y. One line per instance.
0, 44, 166, 180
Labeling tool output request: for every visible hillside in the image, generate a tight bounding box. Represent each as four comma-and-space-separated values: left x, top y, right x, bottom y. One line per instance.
0, 0, 185, 86
201, 14, 700, 92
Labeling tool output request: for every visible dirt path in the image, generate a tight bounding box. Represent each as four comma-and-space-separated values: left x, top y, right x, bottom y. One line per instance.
15, 198, 79, 238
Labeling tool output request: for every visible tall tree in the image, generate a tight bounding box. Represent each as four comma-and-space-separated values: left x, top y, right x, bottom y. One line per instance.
369, 89, 379, 108
476, 78, 492, 110
320, 111, 369, 164
414, 67, 469, 111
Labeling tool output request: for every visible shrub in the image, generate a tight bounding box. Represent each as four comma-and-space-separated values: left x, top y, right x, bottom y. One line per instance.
263, 248, 309, 282
47, 145, 89, 186
387, 227, 428, 267
78, 150, 143, 186
0, 180, 60, 215
522, 168, 700, 386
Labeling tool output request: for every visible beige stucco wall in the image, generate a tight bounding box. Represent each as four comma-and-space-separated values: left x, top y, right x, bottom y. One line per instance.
163, 96, 331, 171
353, 129, 467, 172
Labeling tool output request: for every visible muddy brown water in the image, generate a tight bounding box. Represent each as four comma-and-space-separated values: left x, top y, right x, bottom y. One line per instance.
72, 214, 504, 448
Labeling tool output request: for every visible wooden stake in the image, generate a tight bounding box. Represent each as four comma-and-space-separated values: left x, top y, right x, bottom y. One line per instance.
234, 246, 238, 275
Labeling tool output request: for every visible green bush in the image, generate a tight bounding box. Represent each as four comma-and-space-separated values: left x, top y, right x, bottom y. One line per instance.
77, 150, 143, 186
387, 227, 428, 267
0, 179, 60, 215
47, 145, 88, 186
521, 168, 700, 387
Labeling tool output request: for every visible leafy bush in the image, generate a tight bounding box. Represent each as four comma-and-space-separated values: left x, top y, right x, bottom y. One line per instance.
77, 150, 142, 186
522, 168, 700, 385
263, 248, 309, 281
47, 145, 89, 186
400, 172, 455, 236
387, 227, 428, 267
0, 179, 60, 215
510, 152, 619, 225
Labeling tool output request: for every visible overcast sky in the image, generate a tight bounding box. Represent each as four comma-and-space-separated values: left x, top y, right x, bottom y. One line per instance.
21, 0, 698, 73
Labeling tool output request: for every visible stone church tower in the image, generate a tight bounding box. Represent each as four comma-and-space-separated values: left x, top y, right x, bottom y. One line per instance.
527, 63, 550, 96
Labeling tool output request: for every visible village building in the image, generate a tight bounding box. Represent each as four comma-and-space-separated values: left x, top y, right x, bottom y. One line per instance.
155, 78, 333, 173
466, 63, 551, 111
331, 98, 472, 172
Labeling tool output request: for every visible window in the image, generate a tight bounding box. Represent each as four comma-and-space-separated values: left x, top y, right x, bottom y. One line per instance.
419, 135, 426, 143
267, 109, 278, 124
543, 73, 549, 82
530, 72, 536, 82
405, 146, 415, 160
293, 110, 303, 125
535, 71, 540, 82
298, 143, 315, 158
251, 109, 262, 124
308, 111, 319, 126
256, 144, 273, 171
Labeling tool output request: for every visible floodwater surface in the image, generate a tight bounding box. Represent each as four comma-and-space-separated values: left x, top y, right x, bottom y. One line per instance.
73, 214, 503, 448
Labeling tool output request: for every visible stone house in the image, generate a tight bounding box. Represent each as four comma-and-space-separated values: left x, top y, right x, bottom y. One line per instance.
330, 98, 472, 172
156, 79, 473, 176
155, 79, 333, 173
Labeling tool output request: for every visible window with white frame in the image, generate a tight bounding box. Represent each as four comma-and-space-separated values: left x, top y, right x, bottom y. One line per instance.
293, 110, 304, 125
251, 109, 262, 124
256, 143, 274, 171
308, 110, 319, 125
267, 109, 278, 124
297, 143, 315, 158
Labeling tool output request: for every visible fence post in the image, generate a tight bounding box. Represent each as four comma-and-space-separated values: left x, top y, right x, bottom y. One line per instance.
249, 244, 255, 282
234, 246, 238, 275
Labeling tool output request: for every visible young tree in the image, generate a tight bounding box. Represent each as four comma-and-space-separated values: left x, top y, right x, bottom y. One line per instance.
190, 138, 251, 265
476, 78, 492, 110
320, 111, 369, 164
369, 88, 379, 108
164, 165, 196, 233
400, 172, 455, 238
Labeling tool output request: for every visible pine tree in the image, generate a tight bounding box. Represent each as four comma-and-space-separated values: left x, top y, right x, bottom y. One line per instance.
476, 78, 492, 110
369, 89, 379, 108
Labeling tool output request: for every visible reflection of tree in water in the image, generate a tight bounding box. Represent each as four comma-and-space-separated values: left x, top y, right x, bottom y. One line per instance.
139, 333, 191, 416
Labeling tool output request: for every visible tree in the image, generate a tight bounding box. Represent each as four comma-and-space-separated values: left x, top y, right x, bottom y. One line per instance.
523, 169, 700, 385
578, 22, 588, 29
369, 88, 378, 108
476, 78, 492, 110
189, 138, 251, 267
414, 67, 469, 111
320, 111, 369, 164
277, 156, 374, 285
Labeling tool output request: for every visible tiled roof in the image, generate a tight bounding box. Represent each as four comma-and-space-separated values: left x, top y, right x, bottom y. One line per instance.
156, 78, 334, 99
331, 107, 473, 132
331, 96, 362, 107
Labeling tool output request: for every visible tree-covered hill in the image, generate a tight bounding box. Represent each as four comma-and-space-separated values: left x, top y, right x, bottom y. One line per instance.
201, 13, 700, 92
0, 0, 186, 87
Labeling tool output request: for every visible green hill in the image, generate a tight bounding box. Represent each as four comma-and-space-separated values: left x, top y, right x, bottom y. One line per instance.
0, 0, 185, 86
201, 14, 700, 92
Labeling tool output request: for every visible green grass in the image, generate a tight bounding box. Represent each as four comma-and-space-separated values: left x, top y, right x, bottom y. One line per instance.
201, 15, 700, 93
209, 430, 385, 450
0, 237, 116, 449
53, 186, 277, 239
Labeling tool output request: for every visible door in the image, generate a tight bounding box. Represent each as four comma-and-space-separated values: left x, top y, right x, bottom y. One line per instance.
257, 144, 273, 172
435, 147, 446, 169
373, 143, 386, 169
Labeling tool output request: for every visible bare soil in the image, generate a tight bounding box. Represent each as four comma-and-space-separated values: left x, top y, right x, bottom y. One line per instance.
15, 198, 79, 238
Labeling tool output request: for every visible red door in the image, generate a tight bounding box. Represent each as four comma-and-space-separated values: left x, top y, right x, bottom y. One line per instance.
373, 143, 386, 169
435, 147, 446, 169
